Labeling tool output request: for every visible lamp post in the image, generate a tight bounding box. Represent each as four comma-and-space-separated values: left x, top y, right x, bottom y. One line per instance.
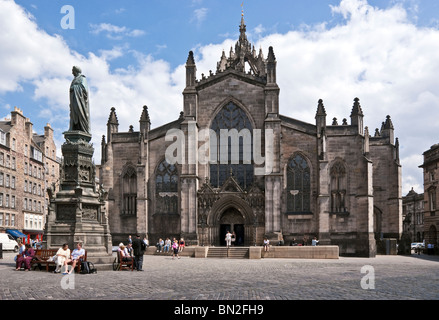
253, 214, 258, 246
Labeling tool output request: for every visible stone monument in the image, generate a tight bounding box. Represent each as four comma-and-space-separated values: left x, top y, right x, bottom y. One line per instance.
44, 66, 113, 267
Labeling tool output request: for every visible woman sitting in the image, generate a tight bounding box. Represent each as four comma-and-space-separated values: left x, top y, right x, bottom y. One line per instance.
119, 244, 133, 262
15, 244, 35, 271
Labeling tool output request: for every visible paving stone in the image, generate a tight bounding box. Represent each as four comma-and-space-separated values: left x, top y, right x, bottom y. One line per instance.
0, 252, 438, 301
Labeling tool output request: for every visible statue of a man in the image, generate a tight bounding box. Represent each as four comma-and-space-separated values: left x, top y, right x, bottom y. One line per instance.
69, 66, 90, 134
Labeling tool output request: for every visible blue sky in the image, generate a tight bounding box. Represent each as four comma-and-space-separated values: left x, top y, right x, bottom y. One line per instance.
1, 0, 439, 195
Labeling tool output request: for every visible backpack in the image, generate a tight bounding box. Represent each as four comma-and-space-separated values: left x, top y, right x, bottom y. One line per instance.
80, 261, 97, 274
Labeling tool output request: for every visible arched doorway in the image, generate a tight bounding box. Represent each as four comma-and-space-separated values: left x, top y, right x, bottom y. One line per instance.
219, 207, 245, 246
206, 194, 255, 246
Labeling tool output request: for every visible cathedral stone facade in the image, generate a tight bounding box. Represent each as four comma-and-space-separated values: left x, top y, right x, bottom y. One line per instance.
99, 16, 402, 257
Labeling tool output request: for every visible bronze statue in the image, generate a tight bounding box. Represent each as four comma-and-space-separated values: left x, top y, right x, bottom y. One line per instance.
69, 66, 90, 134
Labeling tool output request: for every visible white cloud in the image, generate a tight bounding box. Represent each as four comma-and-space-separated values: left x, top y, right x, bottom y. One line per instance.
0, 0, 438, 195
89, 23, 145, 40
191, 8, 208, 26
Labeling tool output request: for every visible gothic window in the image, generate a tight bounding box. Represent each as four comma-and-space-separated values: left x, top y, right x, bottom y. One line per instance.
330, 161, 347, 213
155, 160, 178, 214
287, 154, 311, 213
122, 166, 137, 215
210, 102, 254, 189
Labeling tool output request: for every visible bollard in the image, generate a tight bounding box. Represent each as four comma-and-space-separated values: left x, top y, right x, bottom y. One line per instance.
0, 243, 3, 259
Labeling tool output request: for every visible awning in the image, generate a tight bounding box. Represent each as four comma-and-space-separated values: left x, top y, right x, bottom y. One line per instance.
6, 229, 27, 238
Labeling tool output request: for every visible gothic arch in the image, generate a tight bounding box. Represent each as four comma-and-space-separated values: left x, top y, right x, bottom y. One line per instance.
153, 158, 179, 215
120, 163, 137, 216
329, 158, 350, 213
285, 152, 312, 213
209, 100, 255, 189
207, 194, 254, 226
209, 96, 257, 130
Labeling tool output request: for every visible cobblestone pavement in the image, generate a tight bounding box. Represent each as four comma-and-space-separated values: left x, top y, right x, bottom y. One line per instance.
0, 252, 438, 301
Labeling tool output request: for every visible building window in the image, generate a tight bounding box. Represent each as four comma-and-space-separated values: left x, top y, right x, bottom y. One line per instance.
0, 194, 3, 206
210, 102, 254, 189
23, 198, 27, 210
11, 196, 15, 209
287, 154, 311, 213
121, 166, 137, 215
5, 175, 9, 188
11, 176, 15, 189
155, 160, 178, 215
5, 213, 9, 226
11, 157, 15, 170
11, 214, 15, 226
0, 173, 3, 186
0, 153, 3, 166
330, 161, 348, 213
12, 138, 15, 151
24, 144, 28, 157
0, 213, 3, 226
429, 189, 436, 211
0, 131, 6, 146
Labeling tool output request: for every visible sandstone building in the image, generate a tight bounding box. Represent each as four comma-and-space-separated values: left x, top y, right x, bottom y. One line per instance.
100, 16, 402, 257
420, 143, 439, 253
0, 107, 60, 242
402, 188, 424, 244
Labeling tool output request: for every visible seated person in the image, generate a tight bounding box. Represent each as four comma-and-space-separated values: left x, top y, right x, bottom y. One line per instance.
14, 240, 26, 262
263, 238, 270, 252
119, 244, 133, 262
163, 238, 171, 253
156, 238, 164, 252
54, 243, 70, 273
64, 242, 85, 274
15, 244, 35, 271
178, 238, 185, 252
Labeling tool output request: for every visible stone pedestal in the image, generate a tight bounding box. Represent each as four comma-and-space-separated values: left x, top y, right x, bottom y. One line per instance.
44, 131, 113, 266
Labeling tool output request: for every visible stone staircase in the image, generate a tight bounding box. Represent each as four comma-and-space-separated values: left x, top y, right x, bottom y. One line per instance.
207, 247, 249, 259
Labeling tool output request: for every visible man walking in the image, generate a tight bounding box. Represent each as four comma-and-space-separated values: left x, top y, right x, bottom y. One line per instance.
132, 234, 146, 271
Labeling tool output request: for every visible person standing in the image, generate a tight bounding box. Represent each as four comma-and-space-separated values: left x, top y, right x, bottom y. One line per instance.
172, 239, 180, 260
225, 231, 232, 248
132, 234, 146, 271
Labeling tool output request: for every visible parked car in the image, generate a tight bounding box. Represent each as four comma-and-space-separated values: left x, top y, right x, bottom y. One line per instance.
0, 233, 20, 252
411, 242, 424, 250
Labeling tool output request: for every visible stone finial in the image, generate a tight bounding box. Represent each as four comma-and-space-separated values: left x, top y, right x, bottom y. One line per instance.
332, 117, 338, 125
108, 107, 119, 125
267, 46, 276, 62
374, 128, 380, 137
316, 99, 326, 116
140, 105, 151, 124
186, 51, 195, 66
350, 97, 364, 117
384, 115, 394, 130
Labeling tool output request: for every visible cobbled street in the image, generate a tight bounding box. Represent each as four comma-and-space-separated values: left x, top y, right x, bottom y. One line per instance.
1, 252, 438, 301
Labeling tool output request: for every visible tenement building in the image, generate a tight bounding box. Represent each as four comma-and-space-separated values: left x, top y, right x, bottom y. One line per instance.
0, 107, 60, 242
100, 16, 402, 257
420, 143, 439, 254
402, 188, 424, 243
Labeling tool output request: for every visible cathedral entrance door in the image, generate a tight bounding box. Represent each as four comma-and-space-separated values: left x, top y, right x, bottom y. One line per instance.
219, 207, 245, 246
234, 224, 244, 246
220, 224, 231, 247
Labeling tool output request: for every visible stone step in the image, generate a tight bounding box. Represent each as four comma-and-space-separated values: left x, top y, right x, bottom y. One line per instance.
207, 247, 249, 259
